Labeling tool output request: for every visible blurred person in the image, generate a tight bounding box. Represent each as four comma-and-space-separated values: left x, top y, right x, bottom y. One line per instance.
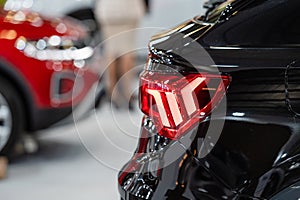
95, 0, 148, 110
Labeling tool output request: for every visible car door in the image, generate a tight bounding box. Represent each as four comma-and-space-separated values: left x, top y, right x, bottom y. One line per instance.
188, 0, 300, 199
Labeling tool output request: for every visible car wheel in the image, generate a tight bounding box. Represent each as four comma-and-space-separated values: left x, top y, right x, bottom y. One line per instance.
0, 78, 24, 157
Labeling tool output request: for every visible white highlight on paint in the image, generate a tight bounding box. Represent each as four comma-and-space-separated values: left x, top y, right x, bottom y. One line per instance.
232, 112, 245, 117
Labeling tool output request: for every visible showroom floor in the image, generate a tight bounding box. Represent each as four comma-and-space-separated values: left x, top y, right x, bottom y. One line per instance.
0, 103, 142, 200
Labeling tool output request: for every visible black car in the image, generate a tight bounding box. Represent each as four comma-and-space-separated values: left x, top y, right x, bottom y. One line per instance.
118, 0, 300, 199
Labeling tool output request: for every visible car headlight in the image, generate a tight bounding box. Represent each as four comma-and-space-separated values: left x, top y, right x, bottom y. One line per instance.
15, 35, 94, 65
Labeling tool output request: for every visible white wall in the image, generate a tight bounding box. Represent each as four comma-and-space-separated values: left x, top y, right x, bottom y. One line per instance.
136, 0, 206, 52
142, 0, 205, 28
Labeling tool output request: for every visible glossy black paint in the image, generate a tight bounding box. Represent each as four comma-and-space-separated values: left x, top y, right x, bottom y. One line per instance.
119, 0, 300, 199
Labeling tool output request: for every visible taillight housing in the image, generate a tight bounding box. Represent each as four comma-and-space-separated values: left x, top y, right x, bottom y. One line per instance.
140, 70, 230, 140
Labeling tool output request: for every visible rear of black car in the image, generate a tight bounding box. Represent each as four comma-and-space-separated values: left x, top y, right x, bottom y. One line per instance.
118, 0, 300, 199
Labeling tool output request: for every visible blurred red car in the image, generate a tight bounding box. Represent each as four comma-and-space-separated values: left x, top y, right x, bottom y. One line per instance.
0, 9, 100, 156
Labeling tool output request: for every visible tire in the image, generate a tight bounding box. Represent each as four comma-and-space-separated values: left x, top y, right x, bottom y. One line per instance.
0, 78, 24, 157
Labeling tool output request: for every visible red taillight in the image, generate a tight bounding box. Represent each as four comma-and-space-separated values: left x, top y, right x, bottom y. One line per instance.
140, 71, 230, 140
59, 78, 74, 94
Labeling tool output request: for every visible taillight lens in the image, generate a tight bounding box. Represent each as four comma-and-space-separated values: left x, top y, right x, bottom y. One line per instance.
140, 70, 230, 140
59, 78, 75, 94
